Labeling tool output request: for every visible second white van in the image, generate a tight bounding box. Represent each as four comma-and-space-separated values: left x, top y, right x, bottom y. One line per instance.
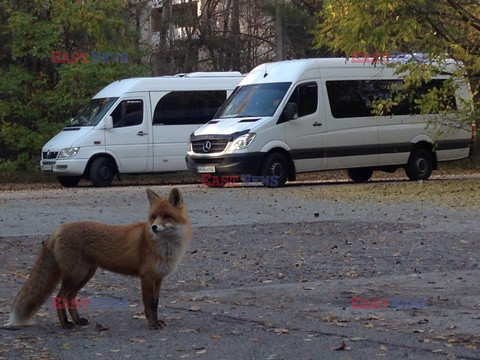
41, 72, 244, 187
186, 58, 474, 186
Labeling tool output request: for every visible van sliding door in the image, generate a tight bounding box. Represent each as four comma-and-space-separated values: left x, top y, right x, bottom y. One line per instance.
104, 97, 151, 173
324, 80, 379, 169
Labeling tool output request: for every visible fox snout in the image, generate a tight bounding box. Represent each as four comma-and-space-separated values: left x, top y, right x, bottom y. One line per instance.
151, 223, 173, 233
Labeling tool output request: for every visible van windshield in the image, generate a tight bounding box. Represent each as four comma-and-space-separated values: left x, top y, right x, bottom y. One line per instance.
216, 82, 291, 118
69, 97, 118, 127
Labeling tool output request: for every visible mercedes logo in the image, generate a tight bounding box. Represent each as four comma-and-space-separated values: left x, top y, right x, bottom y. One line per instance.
202, 141, 212, 153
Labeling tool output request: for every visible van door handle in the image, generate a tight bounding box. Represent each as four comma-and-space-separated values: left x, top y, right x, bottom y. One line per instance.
313, 122, 322, 127
137, 131, 148, 136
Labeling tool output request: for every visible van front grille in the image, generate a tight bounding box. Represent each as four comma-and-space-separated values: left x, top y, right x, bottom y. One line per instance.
192, 140, 228, 154
43, 151, 59, 159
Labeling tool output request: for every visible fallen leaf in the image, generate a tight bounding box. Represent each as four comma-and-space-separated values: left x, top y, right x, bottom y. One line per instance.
60, 343, 72, 350
323, 315, 338, 322
129, 338, 146, 343
178, 329, 197, 333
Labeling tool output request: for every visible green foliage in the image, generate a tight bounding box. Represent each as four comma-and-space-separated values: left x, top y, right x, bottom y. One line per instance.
0, 0, 148, 173
315, 0, 480, 127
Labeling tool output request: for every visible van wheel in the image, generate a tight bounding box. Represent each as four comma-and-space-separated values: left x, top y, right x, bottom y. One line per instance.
347, 168, 373, 183
57, 176, 81, 188
90, 157, 116, 187
262, 153, 288, 187
405, 149, 433, 181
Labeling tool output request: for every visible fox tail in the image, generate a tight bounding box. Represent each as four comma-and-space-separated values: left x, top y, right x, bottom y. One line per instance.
7, 236, 60, 326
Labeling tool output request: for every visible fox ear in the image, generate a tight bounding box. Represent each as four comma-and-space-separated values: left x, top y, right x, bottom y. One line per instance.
168, 188, 183, 207
146, 189, 159, 206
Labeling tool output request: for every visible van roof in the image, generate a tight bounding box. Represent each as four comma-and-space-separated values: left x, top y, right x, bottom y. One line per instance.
93, 72, 244, 98
242, 58, 458, 84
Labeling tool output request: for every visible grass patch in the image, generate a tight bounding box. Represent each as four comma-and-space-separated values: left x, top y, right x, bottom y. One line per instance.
289, 179, 480, 211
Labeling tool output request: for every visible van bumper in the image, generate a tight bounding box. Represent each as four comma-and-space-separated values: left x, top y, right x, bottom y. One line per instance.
185, 153, 264, 176
40, 159, 88, 176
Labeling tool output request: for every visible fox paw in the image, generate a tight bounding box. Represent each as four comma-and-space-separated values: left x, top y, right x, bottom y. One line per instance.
62, 321, 75, 329
76, 318, 89, 326
148, 319, 167, 330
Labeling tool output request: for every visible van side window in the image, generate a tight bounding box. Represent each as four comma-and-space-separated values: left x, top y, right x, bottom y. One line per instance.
286, 82, 318, 118
111, 100, 144, 127
153, 91, 227, 125
326, 80, 456, 118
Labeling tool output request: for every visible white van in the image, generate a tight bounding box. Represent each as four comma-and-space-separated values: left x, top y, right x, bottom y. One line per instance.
186, 58, 474, 186
41, 72, 244, 187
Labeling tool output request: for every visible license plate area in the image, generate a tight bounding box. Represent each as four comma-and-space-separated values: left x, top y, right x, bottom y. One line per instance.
42, 162, 55, 171
197, 165, 216, 173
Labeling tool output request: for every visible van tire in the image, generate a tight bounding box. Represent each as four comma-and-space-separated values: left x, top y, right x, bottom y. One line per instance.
90, 157, 116, 187
405, 149, 433, 181
347, 168, 373, 183
262, 153, 288, 187
57, 176, 81, 188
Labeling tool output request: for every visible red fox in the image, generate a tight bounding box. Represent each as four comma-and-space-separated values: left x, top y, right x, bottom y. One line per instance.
7, 188, 191, 329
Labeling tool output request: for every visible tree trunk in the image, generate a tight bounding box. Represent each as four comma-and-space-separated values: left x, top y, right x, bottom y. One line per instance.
275, 0, 284, 61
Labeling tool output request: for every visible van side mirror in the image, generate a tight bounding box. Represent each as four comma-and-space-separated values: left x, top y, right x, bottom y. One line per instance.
282, 102, 298, 122
104, 115, 113, 129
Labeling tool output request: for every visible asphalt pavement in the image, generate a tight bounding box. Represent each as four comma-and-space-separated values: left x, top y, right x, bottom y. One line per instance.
0, 183, 479, 359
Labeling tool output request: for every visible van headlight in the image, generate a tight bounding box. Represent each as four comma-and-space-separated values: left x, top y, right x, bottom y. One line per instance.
57, 147, 80, 159
231, 133, 256, 151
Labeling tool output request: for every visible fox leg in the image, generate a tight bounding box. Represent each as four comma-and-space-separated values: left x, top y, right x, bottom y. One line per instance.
65, 267, 96, 326
56, 279, 76, 329
56, 268, 96, 328
154, 278, 166, 327
141, 277, 165, 329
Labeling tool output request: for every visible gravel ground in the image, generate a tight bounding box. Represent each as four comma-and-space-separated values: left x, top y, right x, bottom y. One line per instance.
0, 180, 479, 359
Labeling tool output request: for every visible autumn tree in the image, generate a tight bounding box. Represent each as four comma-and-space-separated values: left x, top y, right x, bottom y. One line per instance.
0, 0, 147, 173
315, 0, 479, 151
146, 0, 322, 74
